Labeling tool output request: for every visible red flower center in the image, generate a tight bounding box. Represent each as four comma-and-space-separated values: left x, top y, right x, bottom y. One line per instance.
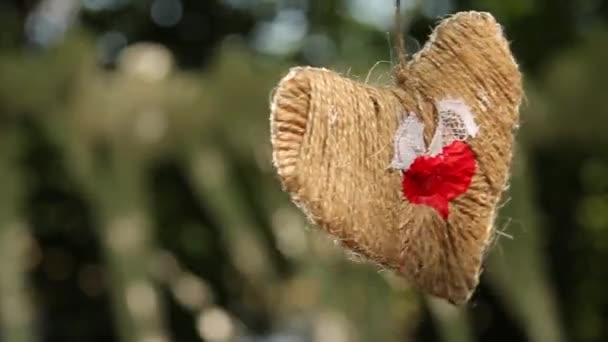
401, 141, 476, 219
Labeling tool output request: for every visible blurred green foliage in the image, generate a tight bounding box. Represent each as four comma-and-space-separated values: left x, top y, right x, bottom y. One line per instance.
0, 0, 607, 341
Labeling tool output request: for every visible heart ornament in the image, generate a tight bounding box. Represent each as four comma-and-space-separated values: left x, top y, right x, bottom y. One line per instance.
270, 12, 522, 304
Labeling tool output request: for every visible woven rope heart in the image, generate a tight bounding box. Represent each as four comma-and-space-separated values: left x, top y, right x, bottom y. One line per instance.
270, 12, 522, 304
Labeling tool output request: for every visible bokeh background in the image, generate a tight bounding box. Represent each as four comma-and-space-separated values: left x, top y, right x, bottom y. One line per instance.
0, 0, 607, 341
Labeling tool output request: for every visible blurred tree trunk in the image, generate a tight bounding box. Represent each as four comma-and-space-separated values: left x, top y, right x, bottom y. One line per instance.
66, 141, 169, 342
486, 147, 565, 342
426, 297, 473, 342
0, 123, 35, 342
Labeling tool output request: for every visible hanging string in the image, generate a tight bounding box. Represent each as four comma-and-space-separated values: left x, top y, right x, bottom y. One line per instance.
395, 0, 408, 68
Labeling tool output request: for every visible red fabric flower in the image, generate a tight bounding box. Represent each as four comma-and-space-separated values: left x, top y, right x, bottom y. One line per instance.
401, 141, 476, 219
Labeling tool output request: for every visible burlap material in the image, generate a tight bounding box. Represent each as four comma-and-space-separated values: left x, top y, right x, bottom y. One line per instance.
270, 12, 522, 304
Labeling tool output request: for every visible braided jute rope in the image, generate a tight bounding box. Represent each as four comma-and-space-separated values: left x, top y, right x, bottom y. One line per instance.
270, 12, 522, 304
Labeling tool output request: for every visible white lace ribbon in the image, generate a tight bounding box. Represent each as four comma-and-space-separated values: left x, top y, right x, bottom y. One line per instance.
391, 98, 478, 171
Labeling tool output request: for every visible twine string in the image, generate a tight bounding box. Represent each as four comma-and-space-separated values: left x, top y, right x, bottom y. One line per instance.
395, 0, 408, 68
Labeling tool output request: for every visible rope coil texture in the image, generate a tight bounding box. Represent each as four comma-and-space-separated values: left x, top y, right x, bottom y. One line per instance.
270, 12, 522, 304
